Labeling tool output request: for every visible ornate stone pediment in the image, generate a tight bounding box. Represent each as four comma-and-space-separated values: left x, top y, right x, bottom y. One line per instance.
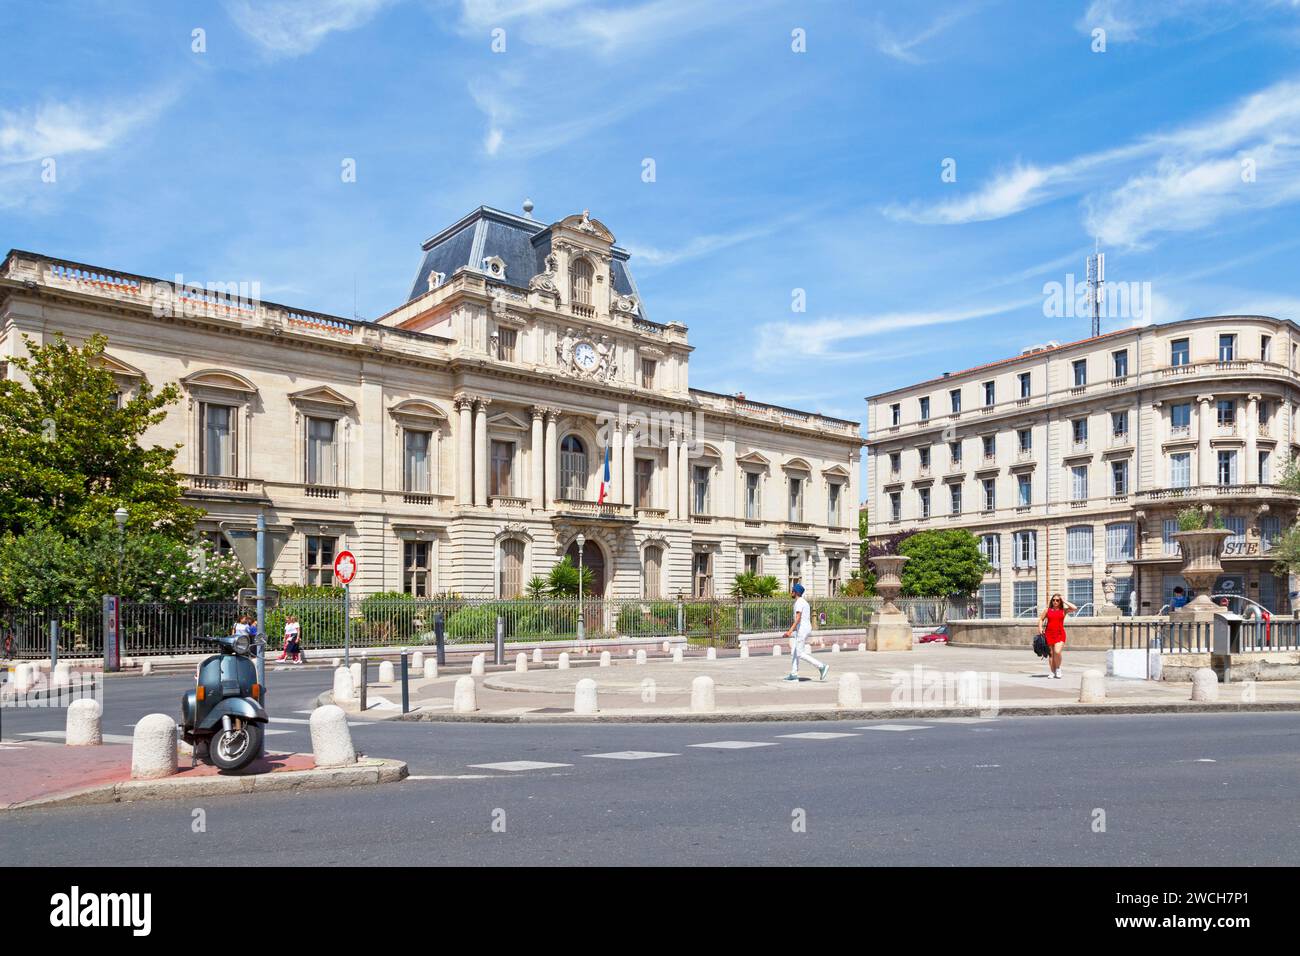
558, 210, 614, 244
289, 385, 355, 416
389, 399, 448, 427
181, 369, 258, 396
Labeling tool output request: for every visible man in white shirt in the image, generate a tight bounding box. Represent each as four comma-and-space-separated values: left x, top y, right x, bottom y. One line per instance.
782, 583, 828, 682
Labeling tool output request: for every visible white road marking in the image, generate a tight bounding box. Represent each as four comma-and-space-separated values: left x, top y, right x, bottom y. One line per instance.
776, 732, 860, 740
586, 751, 679, 760
468, 760, 572, 772
269, 717, 366, 728
857, 724, 933, 732
406, 774, 498, 780
975, 764, 1001, 768
20, 730, 134, 744
923, 717, 999, 724
689, 741, 779, 750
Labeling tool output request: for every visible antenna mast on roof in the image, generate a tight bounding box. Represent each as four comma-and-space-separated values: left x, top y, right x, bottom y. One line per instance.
1086, 240, 1104, 338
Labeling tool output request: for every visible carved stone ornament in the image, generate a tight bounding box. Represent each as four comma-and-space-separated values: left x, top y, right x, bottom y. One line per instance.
558, 327, 618, 383
612, 293, 639, 315
529, 252, 560, 293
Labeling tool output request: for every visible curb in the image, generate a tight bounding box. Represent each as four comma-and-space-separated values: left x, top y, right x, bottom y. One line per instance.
2, 757, 408, 812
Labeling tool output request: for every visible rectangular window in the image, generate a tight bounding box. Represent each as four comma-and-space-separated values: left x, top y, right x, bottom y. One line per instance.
1112, 350, 1128, 378
1072, 418, 1088, 444
403, 541, 430, 596
889, 491, 902, 522
1217, 399, 1235, 426
1114, 576, 1134, 615
200, 403, 236, 477
1072, 359, 1087, 387
305, 417, 338, 486
693, 465, 711, 515
643, 546, 663, 597
305, 535, 337, 586
499, 539, 524, 598
980, 533, 1000, 569
743, 553, 759, 576
743, 469, 760, 519
694, 552, 714, 598
950, 484, 962, 516
950, 389, 961, 413
919, 396, 930, 421
788, 477, 804, 522
1071, 464, 1088, 501
490, 440, 514, 497
1067, 579, 1094, 611
1170, 338, 1190, 366
1111, 459, 1129, 496
1106, 522, 1135, 562
1262, 515, 1281, 549
982, 478, 995, 511
981, 583, 1002, 619
1111, 410, 1128, 438
1017, 474, 1031, 506
828, 557, 842, 596
1218, 333, 1236, 361
949, 441, 962, 465
1013, 530, 1037, 569
1217, 450, 1238, 485
1013, 581, 1038, 617
827, 482, 842, 526
983, 381, 995, 406
640, 358, 656, 389
919, 445, 931, 469
1261, 334, 1272, 362
1018, 372, 1031, 398
889, 452, 901, 473
636, 458, 655, 509
1260, 450, 1271, 485
1170, 452, 1191, 488
404, 429, 431, 493
495, 328, 517, 361
1171, 402, 1192, 430
1067, 526, 1093, 565
1225, 515, 1245, 548
982, 435, 995, 458
890, 403, 901, 426
1163, 517, 1180, 556
918, 487, 931, 518
1018, 428, 1032, 452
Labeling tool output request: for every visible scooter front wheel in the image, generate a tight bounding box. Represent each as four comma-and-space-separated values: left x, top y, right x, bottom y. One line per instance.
209, 722, 263, 771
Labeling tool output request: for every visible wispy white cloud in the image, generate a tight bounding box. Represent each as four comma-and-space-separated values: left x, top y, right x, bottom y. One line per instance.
876, 5, 983, 64
224, 0, 393, 58
1076, 0, 1298, 44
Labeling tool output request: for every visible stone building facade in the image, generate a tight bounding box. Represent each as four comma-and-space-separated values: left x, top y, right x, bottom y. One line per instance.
1, 207, 862, 598
866, 316, 1300, 617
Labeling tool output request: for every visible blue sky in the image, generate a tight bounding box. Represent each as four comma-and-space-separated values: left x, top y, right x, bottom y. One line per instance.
3, 0, 1300, 435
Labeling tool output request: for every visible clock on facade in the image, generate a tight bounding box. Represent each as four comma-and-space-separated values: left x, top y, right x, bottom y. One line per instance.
573, 341, 598, 371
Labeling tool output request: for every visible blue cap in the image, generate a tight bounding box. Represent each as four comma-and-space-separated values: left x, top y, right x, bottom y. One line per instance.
793, 583, 805, 595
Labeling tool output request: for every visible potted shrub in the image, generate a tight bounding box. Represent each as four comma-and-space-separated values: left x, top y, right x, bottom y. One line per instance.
1170, 507, 1231, 615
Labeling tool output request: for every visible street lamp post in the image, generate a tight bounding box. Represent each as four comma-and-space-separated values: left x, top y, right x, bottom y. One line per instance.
113, 507, 128, 595
576, 533, 585, 643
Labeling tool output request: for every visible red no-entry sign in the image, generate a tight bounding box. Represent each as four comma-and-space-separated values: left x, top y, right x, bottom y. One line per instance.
334, 550, 357, 585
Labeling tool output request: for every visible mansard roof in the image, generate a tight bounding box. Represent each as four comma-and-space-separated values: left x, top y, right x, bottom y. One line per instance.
407, 206, 639, 304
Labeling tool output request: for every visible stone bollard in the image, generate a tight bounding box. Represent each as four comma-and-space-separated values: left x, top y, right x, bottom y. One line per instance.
412, 651, 425, 672
636, 649, 647, 665
740, 645, 749, 659
533, 647, 543, 664
471, 653, 486, 677
310, 704, 357, 768
600, 651, 611, 667
516, 652, 528, 673
423, 659, 438, 679
837, 672, 862, 708
858, 642, 867, 653
706, 647, 716, 661
332, 666, 355, 704
627, 649, 635, 657
1079, 670, 1107, 704
131, 713, 177, 780
672, 648, 683, 664
349, 662, 362, 687
574, 678, 599, 715
66, 698, 103, 746
772, 644, 782, 657
52, 662, 71, 689
832, 643, 841, 654
558, 652, 570, 670
1191, 667, 1219, 702
453, 676, 478, 713
141, 660, 153, 677
379, 660, 395, 683
662, 640, 671, 653
690, 675, 716, 713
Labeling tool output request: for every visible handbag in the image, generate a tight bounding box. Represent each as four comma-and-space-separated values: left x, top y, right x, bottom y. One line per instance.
1032, 633, 1048, 658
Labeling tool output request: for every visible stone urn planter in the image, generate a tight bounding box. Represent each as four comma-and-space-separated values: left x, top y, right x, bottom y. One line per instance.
870, 555, 910, 615
1171, 528, 1233, 615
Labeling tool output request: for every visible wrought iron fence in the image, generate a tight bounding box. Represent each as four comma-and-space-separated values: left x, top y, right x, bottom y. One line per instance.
0, 605, 104, 660
1111, 620, 1212, 653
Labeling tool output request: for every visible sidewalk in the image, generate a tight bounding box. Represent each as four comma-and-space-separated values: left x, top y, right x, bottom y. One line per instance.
344, 643, 1300, 722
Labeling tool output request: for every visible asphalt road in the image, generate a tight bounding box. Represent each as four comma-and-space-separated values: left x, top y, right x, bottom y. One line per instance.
3, 670, 1299, 866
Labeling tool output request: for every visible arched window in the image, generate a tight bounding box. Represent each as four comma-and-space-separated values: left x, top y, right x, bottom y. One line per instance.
498, 539, 525, 598
569, 258, 594, 315
560, 435, 587, 499
642, 545, 663, 598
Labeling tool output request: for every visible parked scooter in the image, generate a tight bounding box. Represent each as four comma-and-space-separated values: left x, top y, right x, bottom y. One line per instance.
180, 626, 269, 771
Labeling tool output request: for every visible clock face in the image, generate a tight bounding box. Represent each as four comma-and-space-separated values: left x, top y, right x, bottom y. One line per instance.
574, 342, 598, 370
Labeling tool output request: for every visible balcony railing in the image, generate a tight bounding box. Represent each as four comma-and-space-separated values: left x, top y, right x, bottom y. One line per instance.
490, 495, 531, 510
185, 474, 266, 496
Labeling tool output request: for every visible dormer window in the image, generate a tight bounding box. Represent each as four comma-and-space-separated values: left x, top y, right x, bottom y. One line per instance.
570, 258, 594, 317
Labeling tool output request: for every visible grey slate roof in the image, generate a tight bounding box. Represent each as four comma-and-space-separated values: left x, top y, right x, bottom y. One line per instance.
408, 206, 641, 313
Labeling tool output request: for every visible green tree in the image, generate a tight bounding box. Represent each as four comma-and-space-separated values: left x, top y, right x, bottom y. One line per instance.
0, 333, 198, 538
546, 557, 594, 597
730, 571, 781, 597
897, 529, 988, 597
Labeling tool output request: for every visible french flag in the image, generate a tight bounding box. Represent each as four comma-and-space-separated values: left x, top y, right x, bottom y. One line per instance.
598, 444, 611, 504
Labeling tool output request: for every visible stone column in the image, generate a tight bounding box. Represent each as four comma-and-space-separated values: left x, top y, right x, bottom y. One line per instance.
545, 408, 559, 505
609, 423, 623, 504
456, 396, 473, 506
623, 421, 636, 506
530, 407, 545, 509
679, 436, 690, 518
474, 398, 490, 505
1246, 393, 1259, 484
1197, 394, 1214, 486
667, 430, 679, 520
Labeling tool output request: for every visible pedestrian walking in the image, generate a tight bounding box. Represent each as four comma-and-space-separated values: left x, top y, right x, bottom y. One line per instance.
283, 615, 303, 664
782, 583, 828, 682
1037, 594, 1076, 679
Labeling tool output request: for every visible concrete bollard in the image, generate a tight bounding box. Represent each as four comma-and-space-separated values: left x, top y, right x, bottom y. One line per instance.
558, 652, 570, 670
600, 651, 611, 667
858, 642, 867, 653
378, 660, 395, 683
66, 698, 103, 746
1079, 669, 1107, 704
453, 676, 478, 713
706, 647, 716, 661
662, 640, 671, 653
349, 662, 362, 687
636, 649, 647, 665
131, 713, 177, 780
574, 677, 599, 715
423, 659, 438, 680
627, 649, 635, 657
141, 660, 153, 677
832, 643, 841, 654
310, 704, 357, 768
52, 662, 71, 689
471, 653, 486, 676
690, 675, 716, 713
837, 672, 862, 708
1191, 667, 1219, 701
672, 648, 683, 664
772, 644, 782, 657
533, 647, 543, 664
740, 645, 749, 659
412, 651, 425, 672
332, 666, 355, 704
515, 652, 528, 673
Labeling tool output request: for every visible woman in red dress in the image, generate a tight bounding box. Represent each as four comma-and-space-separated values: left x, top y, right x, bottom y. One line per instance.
1037, 593, 1076, 679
